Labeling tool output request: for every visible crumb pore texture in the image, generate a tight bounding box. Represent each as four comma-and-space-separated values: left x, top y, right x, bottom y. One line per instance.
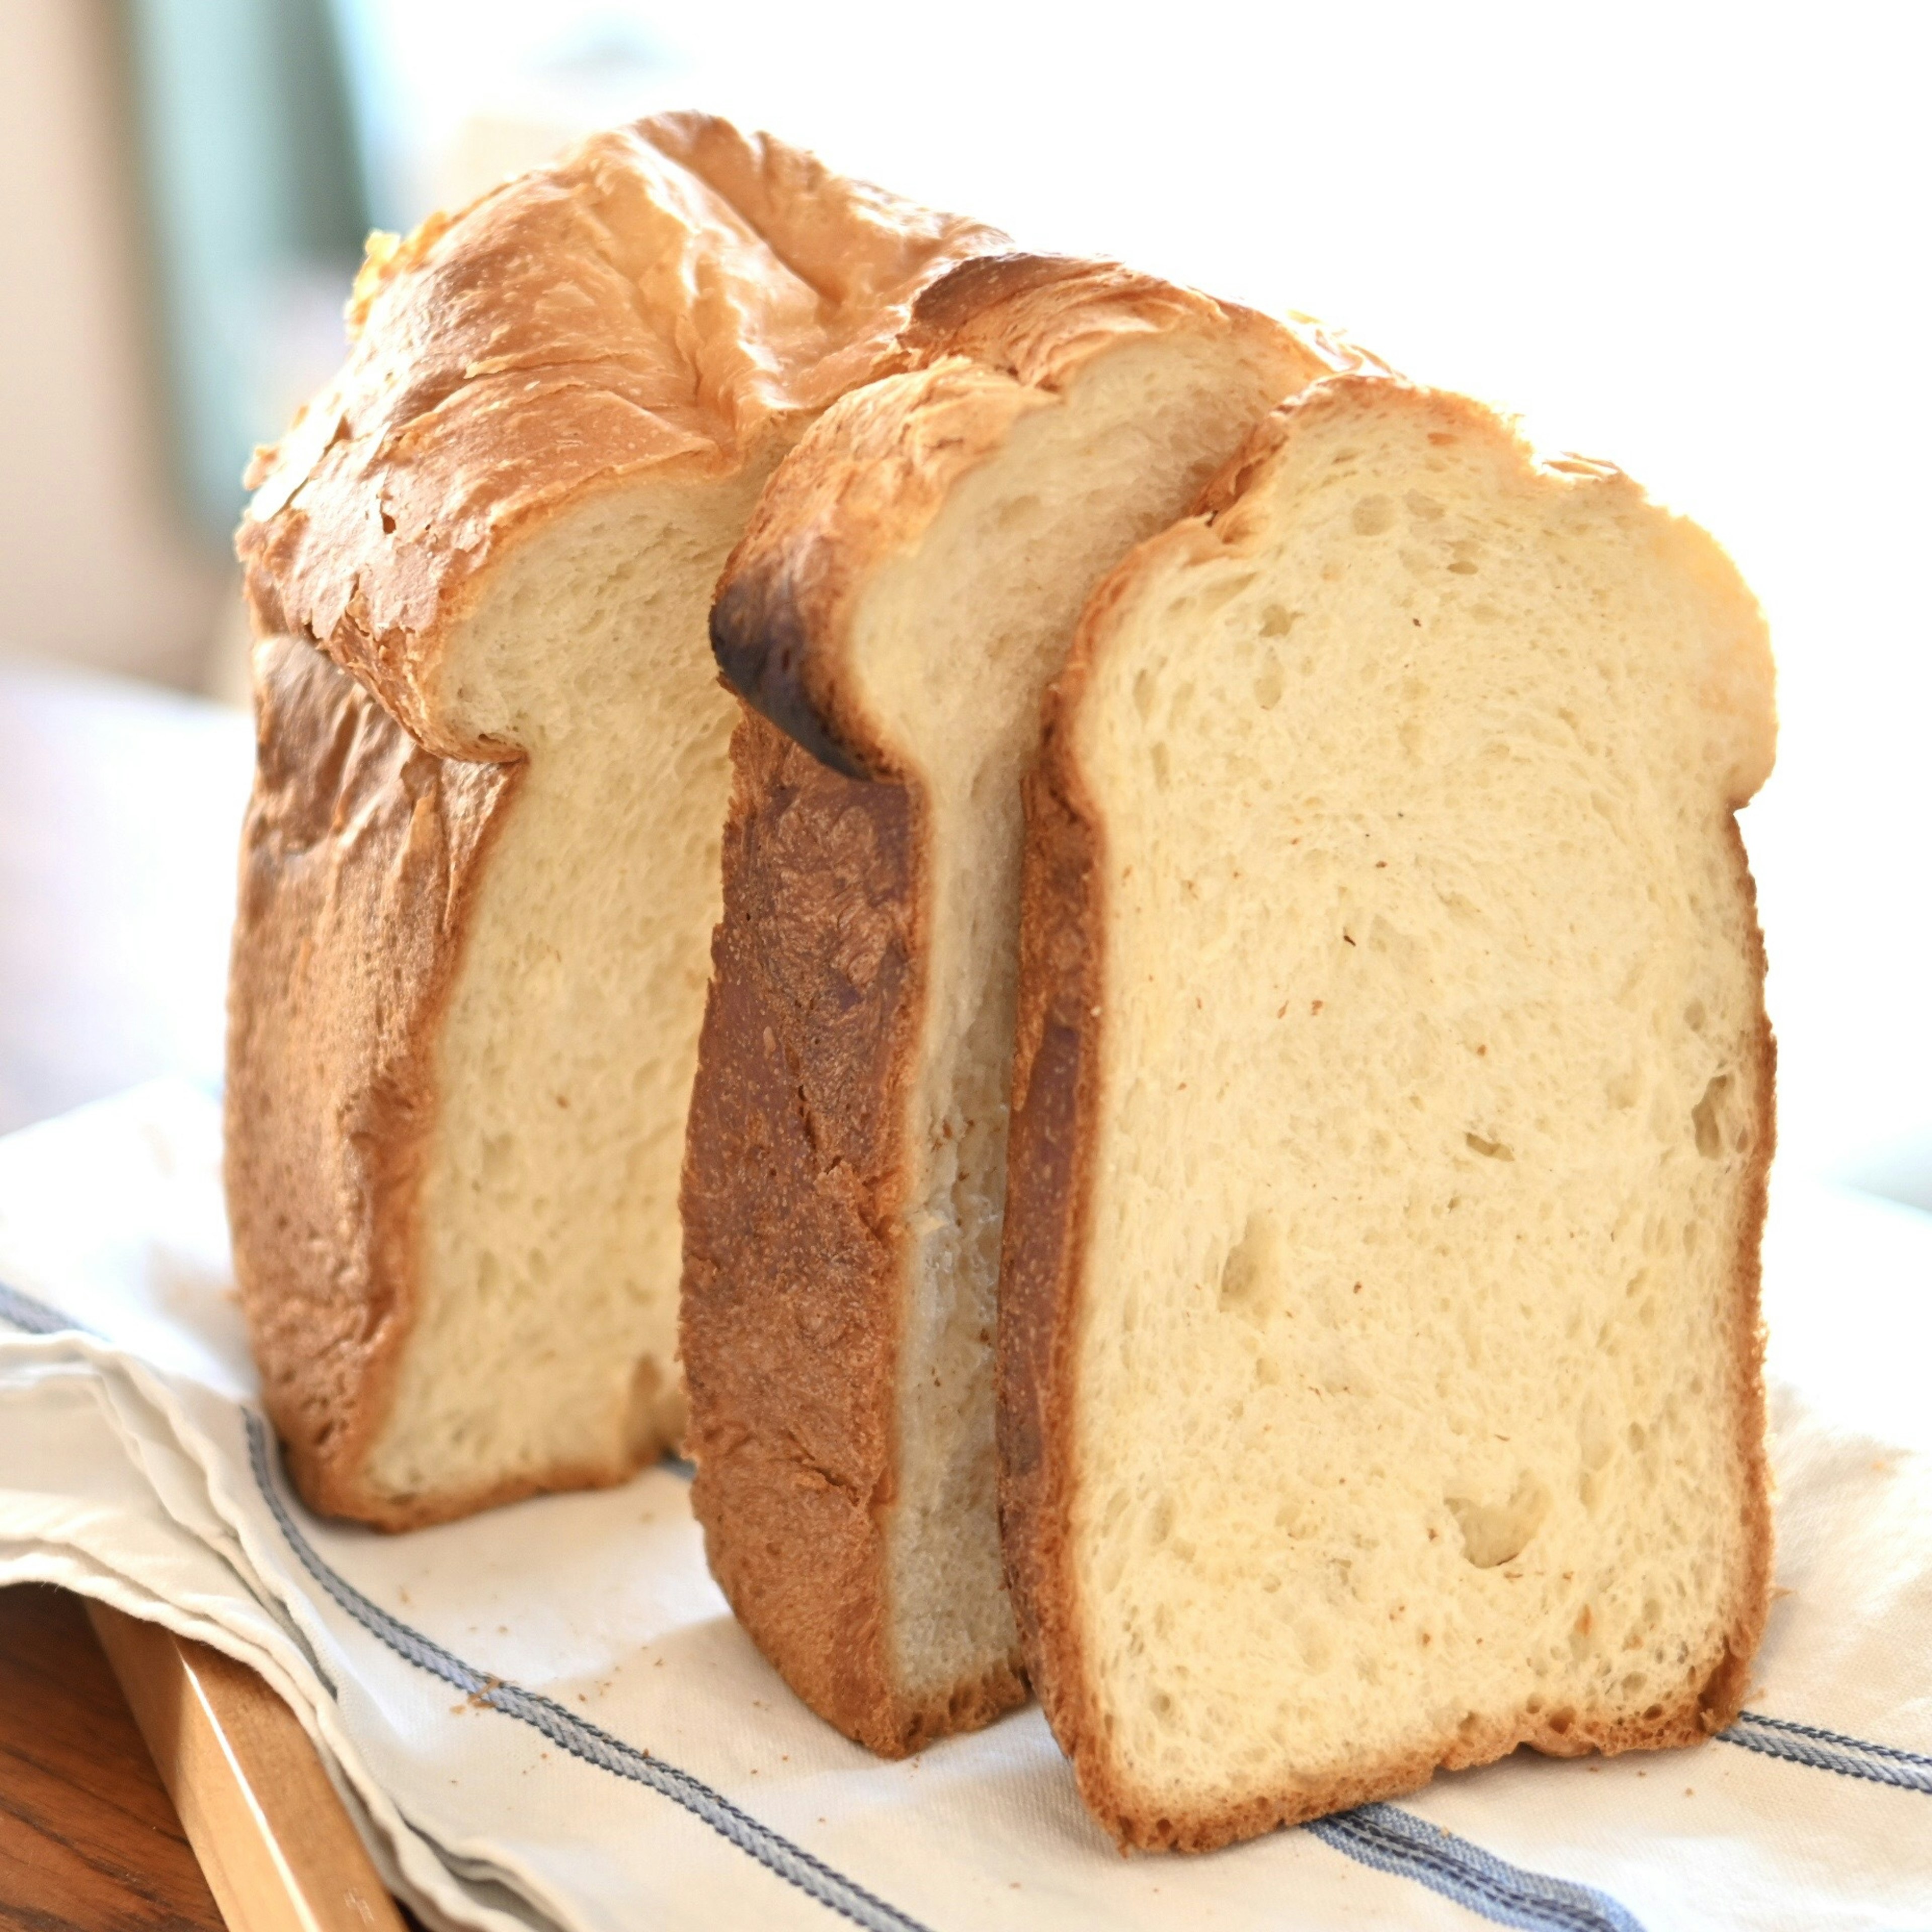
1050, 384, 1775, 1840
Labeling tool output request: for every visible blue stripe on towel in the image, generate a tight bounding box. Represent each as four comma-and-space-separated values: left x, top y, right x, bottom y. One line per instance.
1309, 1803, 1646, 1931
0, 1278, 94, 1336
1719, 1709, 1932, 1794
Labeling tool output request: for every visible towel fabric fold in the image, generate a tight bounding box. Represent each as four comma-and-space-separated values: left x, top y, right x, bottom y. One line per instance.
1, 1081, 1926, 1932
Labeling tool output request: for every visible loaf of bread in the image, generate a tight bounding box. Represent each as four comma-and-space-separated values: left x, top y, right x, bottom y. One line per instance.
1000, 375, 1776, 1846
226, 115, 1002, 1529
682, 257, 1339, 1754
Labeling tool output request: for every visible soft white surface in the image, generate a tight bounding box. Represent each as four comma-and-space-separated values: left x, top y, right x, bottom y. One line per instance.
0, 1081, 1926, 1932
372, 473, 768, 1508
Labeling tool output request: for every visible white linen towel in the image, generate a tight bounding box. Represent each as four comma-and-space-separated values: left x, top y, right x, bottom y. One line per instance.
1, 1080, 1927, 1932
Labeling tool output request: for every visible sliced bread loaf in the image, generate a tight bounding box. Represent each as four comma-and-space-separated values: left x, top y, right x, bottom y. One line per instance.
1001, 376, 1776, 1846
227, 115, 1001, 1529
682, 259, 1338, 1753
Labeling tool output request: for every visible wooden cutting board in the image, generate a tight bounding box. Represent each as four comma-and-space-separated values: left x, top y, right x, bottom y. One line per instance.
88, 1602, 407, 1932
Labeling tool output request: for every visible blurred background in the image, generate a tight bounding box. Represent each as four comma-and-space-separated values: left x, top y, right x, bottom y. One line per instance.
0, 1, 1926, 1264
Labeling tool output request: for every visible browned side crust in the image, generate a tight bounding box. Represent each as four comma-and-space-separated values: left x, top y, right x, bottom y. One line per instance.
999, 381, 1778, 1849
226, 637, 520, 1528
680, 711, 1004, 1753
996, 705, 1110, 1778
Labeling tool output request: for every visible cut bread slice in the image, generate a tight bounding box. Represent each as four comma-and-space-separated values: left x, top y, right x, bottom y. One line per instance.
682, 258, 1338, 1754
226, 115, 1002, 1530
1001, 377, 1777, 1847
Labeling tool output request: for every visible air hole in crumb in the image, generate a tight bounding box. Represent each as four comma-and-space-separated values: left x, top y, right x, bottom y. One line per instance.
1254, 650, 1284, 710
1684, 1000, 1708, 1032
1692, 1075, 1730, 1157
1134, 668, 1157, 720
1352, 494, 1395, 535
1150, 741, 1171, 788
1406, 492, 1444, 522
1447, 1474, 1551, 1568
1258, 603, 1299, 637
1219, 1211, 1280, 1320
1466, 1132, 1514, 1161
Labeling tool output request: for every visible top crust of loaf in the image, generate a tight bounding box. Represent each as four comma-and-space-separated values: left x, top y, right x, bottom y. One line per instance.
237, 113, 1004, 761
710, 256, 1336, 777
1000, 376, 1776, 1849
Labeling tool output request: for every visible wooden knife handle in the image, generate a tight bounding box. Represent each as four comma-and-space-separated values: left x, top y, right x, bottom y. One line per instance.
87, 1601, 407, 1932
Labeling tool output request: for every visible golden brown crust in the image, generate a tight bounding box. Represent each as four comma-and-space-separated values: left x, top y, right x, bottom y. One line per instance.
225, 637, 520, 1528
227, 119, 1005, 1530
679, 712, 919, 1752
709, 358, 1052, 779
902, 254, 1296, 393
1000, 376, 1779, 1849
238, 114, 1004, 761
996, 705, 1111, 1785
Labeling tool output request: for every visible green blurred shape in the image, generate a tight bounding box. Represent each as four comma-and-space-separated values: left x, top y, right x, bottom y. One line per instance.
124, 0, 370, 541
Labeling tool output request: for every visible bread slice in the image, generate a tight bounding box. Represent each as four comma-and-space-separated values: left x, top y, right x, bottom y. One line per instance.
226, 115, 1001, 1530
681, 258, 1338, 1754
1000, 376, 1777, 1847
